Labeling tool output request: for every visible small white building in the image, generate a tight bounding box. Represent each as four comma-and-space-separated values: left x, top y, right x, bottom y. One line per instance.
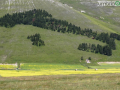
86, 59, 91, 63
81, 10, 86, 13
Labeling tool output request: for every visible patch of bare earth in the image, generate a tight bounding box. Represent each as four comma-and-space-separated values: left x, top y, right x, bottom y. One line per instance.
98, 62, 120, 65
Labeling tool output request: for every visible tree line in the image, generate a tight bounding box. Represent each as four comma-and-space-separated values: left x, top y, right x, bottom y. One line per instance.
27, 33, 45, 46
78, 43, 112, 56
110, 33, 120, 40
0, 9, 98, 36
95, 32, 116, 50
0, 9, 119, 40
78, 32, 116, 56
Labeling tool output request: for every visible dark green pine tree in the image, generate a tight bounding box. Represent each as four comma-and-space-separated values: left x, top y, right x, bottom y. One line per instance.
78, 44, 82, 50
88, 57, 91, 60
81, 56, 83, 60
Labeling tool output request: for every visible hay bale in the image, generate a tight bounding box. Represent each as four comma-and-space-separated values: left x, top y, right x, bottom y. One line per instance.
75, 69, 77, 71
95, 69, 98, 71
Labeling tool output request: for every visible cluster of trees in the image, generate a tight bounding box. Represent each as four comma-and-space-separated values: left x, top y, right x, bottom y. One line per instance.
95, 32, 116, 50
81, 56, 91, 60
27, 33, 45, 46
0, 9, 97, 36
0, 9, 52, 27
78, 32, 118, 56
110, 33, 120, 40
78, 43, 112, 56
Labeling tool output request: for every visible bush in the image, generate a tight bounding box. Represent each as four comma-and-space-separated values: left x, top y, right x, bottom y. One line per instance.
81, 56, 83, 60
88, 57, 91, 60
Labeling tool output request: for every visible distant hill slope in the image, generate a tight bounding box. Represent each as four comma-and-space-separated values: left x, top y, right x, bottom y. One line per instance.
0, 0, 120, 64
60, 0, 120, 31
0, 0, 119, 33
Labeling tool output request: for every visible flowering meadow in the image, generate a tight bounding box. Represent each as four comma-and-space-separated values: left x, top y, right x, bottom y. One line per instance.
0, 69, 120, 77
0, 63, 120, 77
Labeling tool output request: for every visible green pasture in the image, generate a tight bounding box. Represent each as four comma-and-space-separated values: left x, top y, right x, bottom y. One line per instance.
0, 25, 109, 64
90, 63, 120, 69
0, 74, 120, 90
20, 63, 87, 70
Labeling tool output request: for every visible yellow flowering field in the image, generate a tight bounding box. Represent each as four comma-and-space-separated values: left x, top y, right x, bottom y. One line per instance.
0, 69, 120, 77
20, 63, 87, 70
0, 64, 17, 69
0, 63, 120, 77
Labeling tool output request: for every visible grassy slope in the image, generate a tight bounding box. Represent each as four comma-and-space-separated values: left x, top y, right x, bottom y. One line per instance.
60, 0, 120, 29
60, 0, 120, 34
0, 0, 120, 65
0, 25, 107, 64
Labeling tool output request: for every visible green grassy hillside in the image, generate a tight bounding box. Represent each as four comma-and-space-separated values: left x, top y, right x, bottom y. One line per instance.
0, 25, 107, 64
0, 0, 120, 64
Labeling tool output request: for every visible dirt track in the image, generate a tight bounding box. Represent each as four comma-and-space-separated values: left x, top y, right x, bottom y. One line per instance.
98, 62, 120, 64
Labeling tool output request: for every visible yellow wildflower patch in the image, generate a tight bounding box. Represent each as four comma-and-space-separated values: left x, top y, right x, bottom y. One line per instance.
0, 64, 16, 69
0, 69, 120, 77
